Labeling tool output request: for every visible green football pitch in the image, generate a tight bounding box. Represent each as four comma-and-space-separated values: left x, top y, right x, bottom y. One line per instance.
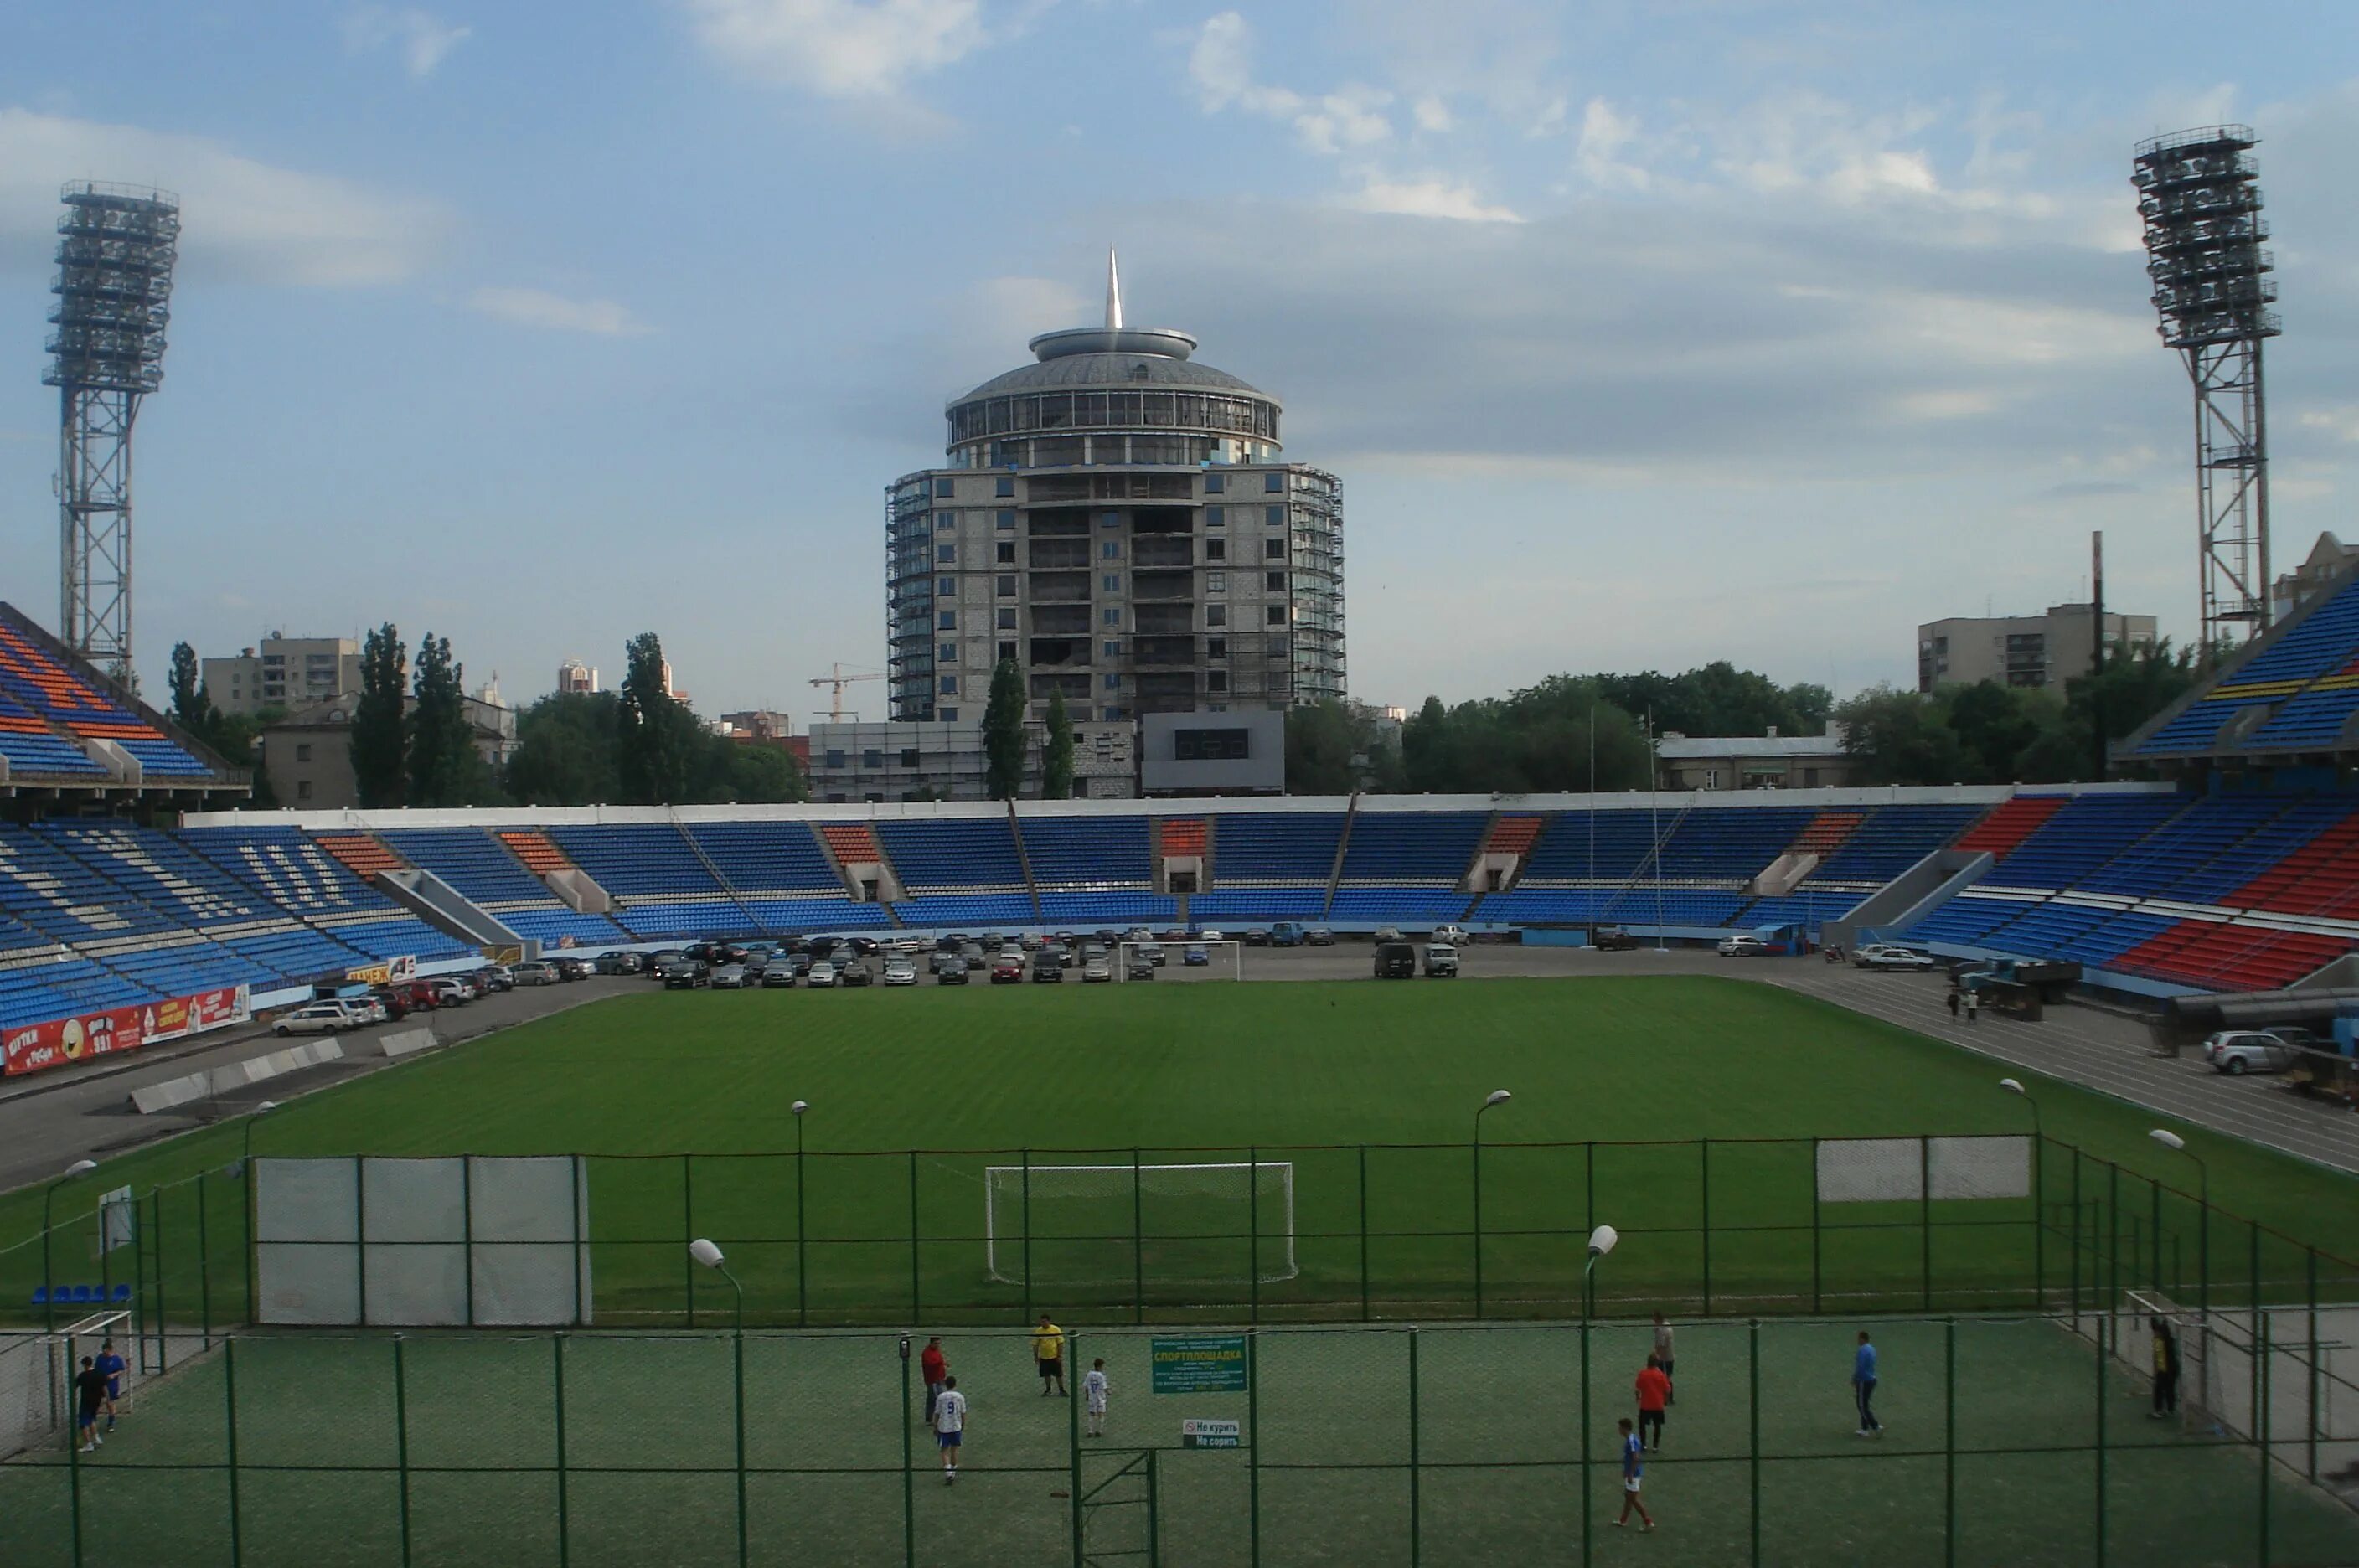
8, 976, 2359, 1568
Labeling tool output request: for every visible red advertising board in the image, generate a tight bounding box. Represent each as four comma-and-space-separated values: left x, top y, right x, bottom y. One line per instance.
3, 983, 251, 1077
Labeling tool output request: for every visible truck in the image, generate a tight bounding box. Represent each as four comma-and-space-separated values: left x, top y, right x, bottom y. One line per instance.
1270, 921, 1306, 947
1373, 941, 1417, 979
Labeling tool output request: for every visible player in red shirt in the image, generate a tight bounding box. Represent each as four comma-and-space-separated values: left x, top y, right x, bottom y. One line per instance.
921, 1336, 949, 1424
1634, 1354, 1670, 1452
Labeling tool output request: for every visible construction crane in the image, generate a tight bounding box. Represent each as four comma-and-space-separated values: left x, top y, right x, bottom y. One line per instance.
808, 663, 888, 722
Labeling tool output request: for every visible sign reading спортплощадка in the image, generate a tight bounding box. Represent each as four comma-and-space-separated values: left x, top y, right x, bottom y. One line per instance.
1151, 1334, 1249, 1394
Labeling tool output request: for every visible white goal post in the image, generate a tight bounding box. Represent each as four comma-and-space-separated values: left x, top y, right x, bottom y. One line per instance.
1114, 940, 1246, 980
1, 1310, 134, 1461
984, 1162, 1296, 1287
2104, 1288, 2220, 1436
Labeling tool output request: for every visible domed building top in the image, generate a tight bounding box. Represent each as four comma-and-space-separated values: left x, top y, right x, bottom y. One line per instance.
943, 252, 1281, 461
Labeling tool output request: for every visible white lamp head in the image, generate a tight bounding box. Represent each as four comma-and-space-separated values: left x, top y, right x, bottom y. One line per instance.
1998, 1078, 2025, 1097
1483, 1089, 1512, 1109
689, 1237, 726, 1270
1587, 1224, 1619, 1259
61, 1158, 97, 1178
2149, 1128, 2186, 1153
255, 1101, 278, 1116
790, 1100, 809, 1116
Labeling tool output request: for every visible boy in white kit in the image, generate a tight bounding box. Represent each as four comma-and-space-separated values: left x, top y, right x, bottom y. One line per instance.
1083, 1358, 1110, 1437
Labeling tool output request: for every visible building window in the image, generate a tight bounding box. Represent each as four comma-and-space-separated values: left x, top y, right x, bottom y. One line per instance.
997, 509, 1016, 529
1102, 639, 1122, 657
938, 642, 956, 661
997, 607, 1016, 629
902, 748, 921, 768
1703, 769, 1721, 790
937, 544, 956, 564
1264, 538, 1284, 559
864, 749, 885, 768
1264, 472, 1283, 493
1102, 608, 1121, 627
998, 574, 1017, 596
1206, 505, 1224, 526
995, 477, 1014, 498
294, 743, 312, 762
936, 513, 955, 532
1266, 570, 1285, 591
1104, 706, 1125, 721
996, 542, 1015, 564
1206, 539, 1226, 560
1206, 570, 1226, 592
826, 750, 847, 768
1803, 767, 1820, 788
939, 611, 957, 630
937, 575, 955, 596
938, 707, 958, 722
1102, 573, 1121, 592
1103, 673, 1122, 690
1205, 472, 1226, 494
1267, 606, 1286, 625
1206, 637, 1226, 659
1102, 541, 1121, 560
297, 779, 312, 801
1207, 671, 1228, 694
1206, 605, 1227, 627
998, 640, 1018, 661
939, 676, 958, 695
1102, 511, 1122, 528
933, 478, 954, 498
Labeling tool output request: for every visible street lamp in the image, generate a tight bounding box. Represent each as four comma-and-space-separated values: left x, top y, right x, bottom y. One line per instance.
1999, 1081, 2044, 1305
2150, 1128, 2211, 1318
791, 1100, 810, 1326
1472, 1090, 1511, 1318
40, 1160, 99, 1331
242, 1101, 279, 1168
690, 1238, 750, 1566
1579, 1222, 1618, 1568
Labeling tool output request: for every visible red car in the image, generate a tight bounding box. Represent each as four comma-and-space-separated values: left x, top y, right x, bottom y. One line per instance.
989, 953, 1026, 984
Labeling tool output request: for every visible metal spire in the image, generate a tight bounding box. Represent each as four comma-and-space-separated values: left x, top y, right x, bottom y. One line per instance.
1105, 247, 1123, 330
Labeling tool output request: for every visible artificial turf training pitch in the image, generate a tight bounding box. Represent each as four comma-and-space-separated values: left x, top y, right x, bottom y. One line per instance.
8, 976, 2359, 1568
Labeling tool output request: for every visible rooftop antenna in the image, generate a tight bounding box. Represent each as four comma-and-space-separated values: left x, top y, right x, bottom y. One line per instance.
1104, 247, 1123, 331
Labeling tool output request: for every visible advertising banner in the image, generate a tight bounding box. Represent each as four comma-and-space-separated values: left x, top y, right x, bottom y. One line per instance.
3, 983, 252, 1077
343, 956, 417, 988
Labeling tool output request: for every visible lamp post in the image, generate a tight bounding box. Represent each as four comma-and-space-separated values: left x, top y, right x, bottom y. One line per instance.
240, 1101, 277, 1327
1472, 1090, 1510, 1318
2000, 1080, 2044, 1305
792, 1100, 810, 1326
1580, 1224, 1618, 1568
2150, 1129, 2211, 1318
40, 1160, 99, 1331
242, 1101, 279, 1169
690, 1239, 749, 1567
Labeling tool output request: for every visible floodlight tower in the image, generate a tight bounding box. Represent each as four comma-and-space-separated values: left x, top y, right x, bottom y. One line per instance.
44, 182, 180, 688
2131, 128, 2280, 655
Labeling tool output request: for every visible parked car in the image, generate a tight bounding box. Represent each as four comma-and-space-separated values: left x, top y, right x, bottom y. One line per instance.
1183, 944, 1210, 967
886, 935, 925, 956
368, 987, 410, 1021
883, 958, 919, 987
761, 964, 798, 989
1373, 942, 1417, 979
660, 961, 705, 990
1125, 955, 1156, 981
1156, 928, 1189, 944
596, 952, 644, 975
1137, 941, 1167, 967
1717, 935, 1769, 957
937, 958, 971, 984
844, 936, 880, 957
1422, 943, 1460, 977
1856, 946, 1939, 972
513, 961, 560, 987
474, 964, 515, 992
1372, 927, 1402, 945
555, 956, 596, 981
936, 933, 968, 953
429, 977, 475, 1007
1030, 952, 1065, 983
1123, 927, 1155, 945
275, 1002, 367, 1036
643, 951, 685, 978
2202, 1031, 2300, 1075
710, 964, 750, 990
1431, 925, 1469, 947
1198, 929, 1226, 942
990, 953, 1025, 984
1243, 927, 1271, 946
1305, 927, 1335, 946
787, 952, 814, 977
1270, 921, 1305, 947
837, 960, 875, 988
1590, 926, 1638, 952
1019, 931, 1045, 951
1082, 957, 1112, 983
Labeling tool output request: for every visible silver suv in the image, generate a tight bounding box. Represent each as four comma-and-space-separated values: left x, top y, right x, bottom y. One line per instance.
2202, 1031, 2299, 1075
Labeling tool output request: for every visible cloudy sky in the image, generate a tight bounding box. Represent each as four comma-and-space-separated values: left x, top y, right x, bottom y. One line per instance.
3, 1, 2356, 719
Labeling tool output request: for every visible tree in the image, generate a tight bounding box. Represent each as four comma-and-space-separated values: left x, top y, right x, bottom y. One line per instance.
507, 693, 626, 805
405, 632, 478, 807
717, 741, 808, 804
349, 623, 407, 808
167, 642, 218, 740
1835, 686, 1972, 787
983, 658, 1029, 800
1942, 680, 2048, 784
1041, 690, 1075, 799
616, 632, 703, 804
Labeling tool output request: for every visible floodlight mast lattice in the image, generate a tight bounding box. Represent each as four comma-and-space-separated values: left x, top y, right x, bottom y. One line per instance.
2131, 127, 2280, 656
44, 182, 179, 688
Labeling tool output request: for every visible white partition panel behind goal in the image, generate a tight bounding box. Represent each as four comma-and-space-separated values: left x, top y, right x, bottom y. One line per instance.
1815, 1136, 2031, 1203
256, 1156, 591, 1327
985, 1162, 1296, 1287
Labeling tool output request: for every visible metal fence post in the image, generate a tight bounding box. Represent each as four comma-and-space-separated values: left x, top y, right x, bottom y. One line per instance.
733, 1322, 749, 1568
2093, 1288, 2107, 1568
1247, 1330, 1261, 1568
1133, 1148, 1144, 1326
1021, 1150, 1034, 1325
393, 1336, 413, 1568
1748, 1318, 1761, 1568
225, 1334, 244, 1568
1069, 1330, 1084, 1568
461, 1157, 476, 1328
1408, 1328, 1421, 1568
354, 1156, 368, 1328
1810, 1137, 1822, 1314
2108, 1163, 2121, 1363
1943, 1316, 1955, 1568
2307, 1245, 2320, 1482
67, 1346, 85, 1568
2034, 1133, 2047, 1308
1249, 1144, 1260, 1326
1700, 1139, 1712, 1316
2257, 1307, 2271, 1568
2070, 1153, 2083, 1332
1358, 1144, 1370, 1324
682, 1154, 696, 1329
198, 1170, 213, 1350
908, 1150, 921, 1323
1580, 1314, 1592, 1565
901, 1340, 916, 1568
1920, 1136, 1933, 1312
555, 1333, 570, 1568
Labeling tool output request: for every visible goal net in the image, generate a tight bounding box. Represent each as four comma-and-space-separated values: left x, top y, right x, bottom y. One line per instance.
1116, 941, 1245, 981
985, 1162, 1296, 1287
0, 1310, 134, 1461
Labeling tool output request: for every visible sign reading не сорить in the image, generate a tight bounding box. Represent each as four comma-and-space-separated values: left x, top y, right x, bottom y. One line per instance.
1151, 1334, 1249, 1394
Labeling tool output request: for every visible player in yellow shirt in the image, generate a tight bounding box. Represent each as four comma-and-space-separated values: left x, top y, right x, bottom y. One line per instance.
1032, 1313, 1067, 1396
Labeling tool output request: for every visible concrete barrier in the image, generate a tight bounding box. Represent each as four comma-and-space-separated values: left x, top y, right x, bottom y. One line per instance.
378, 1028, 439, 1061
128, 1037, 348, 1115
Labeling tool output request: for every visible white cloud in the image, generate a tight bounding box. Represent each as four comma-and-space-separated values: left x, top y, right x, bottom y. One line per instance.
0, 107, 447, 286
1572, 98, 1648, 191
2300, 410, 2359, 445
684, 0, 990, 100
1189, 12, 1392, 155
1412, 96, 1453, 134
343, 5, 473, 79
1348, 178, 1522, 224
467, 286, 650, 336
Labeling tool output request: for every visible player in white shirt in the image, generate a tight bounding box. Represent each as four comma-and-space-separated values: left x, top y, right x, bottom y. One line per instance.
1082, 1359, 1110, 1437
932, 1376, 968, 1484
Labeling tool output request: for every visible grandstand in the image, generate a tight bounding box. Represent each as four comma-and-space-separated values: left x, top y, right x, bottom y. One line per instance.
0, 603, 239, 800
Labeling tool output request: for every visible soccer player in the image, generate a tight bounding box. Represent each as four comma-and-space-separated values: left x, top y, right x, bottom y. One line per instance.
933, 1375, 967, 1484
1083, 1358, 1110, 1438
2150, 1317, 2181, 1419
1652, 1313, 1675, 1404
921, 1336, 949, 1425
1033, 1314, 1066, 1396
95, 1338, 126, 1431
1613, 1417, 1654, 1530
1852, 1330, 1882, 1436
1634, 1355, 1670, 1452
73, 1355, 108, 1453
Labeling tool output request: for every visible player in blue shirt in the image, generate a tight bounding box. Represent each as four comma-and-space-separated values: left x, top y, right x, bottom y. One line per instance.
1852, 1331, 1882, 1436
1613, 1417, 1654, 1530
94, 1340, 126, 1433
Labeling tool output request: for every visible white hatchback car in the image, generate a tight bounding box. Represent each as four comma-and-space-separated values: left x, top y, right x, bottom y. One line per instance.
1432, 925, 1469, 946
1717, 935, 1769, 957
275, 1002, 366, 1036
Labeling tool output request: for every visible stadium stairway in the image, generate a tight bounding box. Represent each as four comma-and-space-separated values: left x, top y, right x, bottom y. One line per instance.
1154, 817, 1209, 897
814, 823, 907, 923
177, 826, 471, 966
